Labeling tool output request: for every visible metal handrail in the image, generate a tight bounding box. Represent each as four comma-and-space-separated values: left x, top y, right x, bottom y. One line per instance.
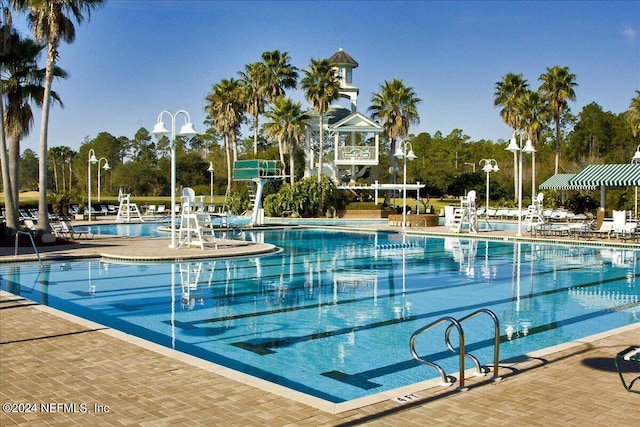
444, 308, 501, 382
410, 309, 501, 391
14, 231, 43, 269
409, 316, 464, 388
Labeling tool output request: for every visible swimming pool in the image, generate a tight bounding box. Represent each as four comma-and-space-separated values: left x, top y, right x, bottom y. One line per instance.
1, 229, 638, 404
76, 217, 518, 238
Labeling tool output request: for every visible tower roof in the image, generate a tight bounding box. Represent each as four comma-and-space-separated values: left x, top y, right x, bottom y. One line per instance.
328, 48, 358, 67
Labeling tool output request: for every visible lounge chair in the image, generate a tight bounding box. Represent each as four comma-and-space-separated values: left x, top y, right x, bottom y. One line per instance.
591, 220, 614, 239
21, 218, 38, 234
615, 345, 640, 393
59, 220, 93, 239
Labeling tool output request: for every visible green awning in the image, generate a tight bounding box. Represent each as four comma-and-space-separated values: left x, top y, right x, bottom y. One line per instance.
538, 173, 595, 190
569, 164, 640, 188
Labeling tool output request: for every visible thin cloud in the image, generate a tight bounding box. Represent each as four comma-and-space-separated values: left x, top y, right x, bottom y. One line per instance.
621, 25, 638, 42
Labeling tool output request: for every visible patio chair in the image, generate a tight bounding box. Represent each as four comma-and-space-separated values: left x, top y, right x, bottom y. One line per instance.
59, 220, 93, 239
611, 210, 628, 239
615, 345, 640, 393
589, 220, 613, 239
21, 219, 38, 234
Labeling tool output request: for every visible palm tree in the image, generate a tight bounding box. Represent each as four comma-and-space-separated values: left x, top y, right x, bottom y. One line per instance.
204, 77, 246, 198
539, 65, 577, 174
264, 96, 308, 184
494, 73, 529, 195
300, 58, 340, 183
2, 29, 65, 233
515, 90, 548, 199
1, 0, 16, 234
11, 0, 104, 234
239, 61, 267, 155
261, 49, 298, 103
626, 90, 640, 138
368, 78, 421, 196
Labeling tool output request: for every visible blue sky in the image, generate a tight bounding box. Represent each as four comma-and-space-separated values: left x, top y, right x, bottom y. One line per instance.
10, 0, 640, 153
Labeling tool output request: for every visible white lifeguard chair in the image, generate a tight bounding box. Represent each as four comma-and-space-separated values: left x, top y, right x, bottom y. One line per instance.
115, 190, 143, 222
524, 192, 545, 230
178, 187, 216, 249
449, 190, 478, 233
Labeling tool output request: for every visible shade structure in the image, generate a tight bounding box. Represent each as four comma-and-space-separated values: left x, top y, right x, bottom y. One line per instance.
569, 164, 640, 189
538, 173, 595, 191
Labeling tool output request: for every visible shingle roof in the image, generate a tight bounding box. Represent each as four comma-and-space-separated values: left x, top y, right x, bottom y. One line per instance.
328, 48, 358, 67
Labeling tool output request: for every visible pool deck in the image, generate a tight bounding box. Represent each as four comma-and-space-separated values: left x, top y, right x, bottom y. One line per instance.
1, 221, 639, 425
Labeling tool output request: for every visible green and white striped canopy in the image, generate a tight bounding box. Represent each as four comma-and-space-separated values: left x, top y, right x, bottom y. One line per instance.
569, 164, 640, 188
539, 164, 640, 190
538, 173, 593, 190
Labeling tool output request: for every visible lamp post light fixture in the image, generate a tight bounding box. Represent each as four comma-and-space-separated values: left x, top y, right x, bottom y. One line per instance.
151, 110, 198, 248
207, 161, 214, 203
506, 130, 535, 237
394, 141, 417, 229
631, 144, 640, 219
97, 157, 110, 202
479, 159, 499, 218
87, 149, 98, 222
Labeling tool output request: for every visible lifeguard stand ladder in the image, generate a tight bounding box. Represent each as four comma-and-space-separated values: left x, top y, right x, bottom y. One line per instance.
115, 192, 143, 222
178, 188, 217, 249
524, 192, 545, 229
233, 160, 286, 226
449, 190, 478, 233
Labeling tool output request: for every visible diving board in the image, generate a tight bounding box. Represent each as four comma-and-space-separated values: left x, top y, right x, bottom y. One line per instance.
233, 160, 286, 226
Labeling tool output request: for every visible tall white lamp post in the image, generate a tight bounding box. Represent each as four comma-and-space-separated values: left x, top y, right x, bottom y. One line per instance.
97, 157, 110, 202
87, 149, 98, 222
479, 159, 499, 218
151, 110, 198, 248
631, 144, 640, 219
207, 161, 214, 203
394, 141, 417, 229
506, 131, 535, 236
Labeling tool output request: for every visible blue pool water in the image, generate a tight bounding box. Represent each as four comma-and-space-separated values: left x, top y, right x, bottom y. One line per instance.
1, 229, 638, 403
76, 217, 518, 238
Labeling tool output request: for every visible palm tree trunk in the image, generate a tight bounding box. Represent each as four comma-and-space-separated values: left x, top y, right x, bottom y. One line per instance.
0, 99, 19, 234
278, 136, 285, 166
554, 118, 561, 174
317, 114, 323, 183
531, 151, 536, 199
52, 158, 59, 192
224, 134, 232, 201
289, 148, 295, 185
8, 137, 20, 224
37, 42, 57, 234
253, 114, 259, 155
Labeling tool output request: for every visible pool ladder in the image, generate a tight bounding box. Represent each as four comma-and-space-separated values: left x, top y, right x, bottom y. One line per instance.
14, 231, 43, 269
409, 308, 501, 391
